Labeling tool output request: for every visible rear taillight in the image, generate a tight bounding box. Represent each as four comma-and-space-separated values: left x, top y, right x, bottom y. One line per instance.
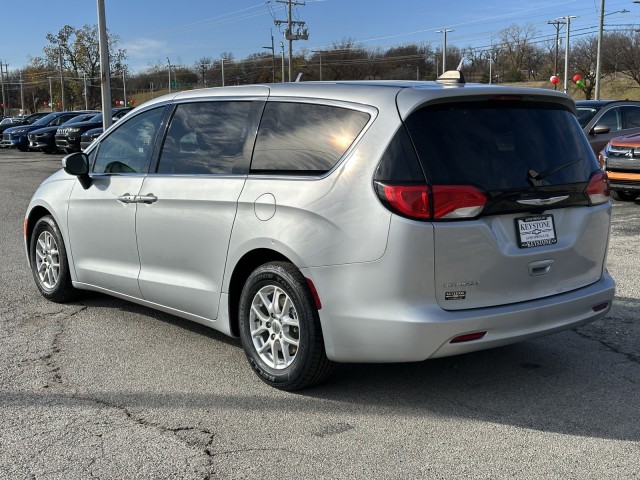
431, 185, 487, 219
383, 184, 430, 219
586, 170, 610, 205
377, 183, 487, 221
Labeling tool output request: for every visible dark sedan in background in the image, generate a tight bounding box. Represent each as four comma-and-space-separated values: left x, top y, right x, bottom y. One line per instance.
27, 112, 99, 153
55, 107, 132, 153
1, 112, 90, 151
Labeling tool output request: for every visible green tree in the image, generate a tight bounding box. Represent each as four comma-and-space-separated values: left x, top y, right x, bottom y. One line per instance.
30, 24, 126, 109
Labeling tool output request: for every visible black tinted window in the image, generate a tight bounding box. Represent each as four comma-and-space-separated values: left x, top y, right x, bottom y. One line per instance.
92, 107, 164, 174
404, 101, 597, 191
157, 101, 261, 175
623, 106, 640, 128
251, 102, 370, 175
374, 126, 425, 182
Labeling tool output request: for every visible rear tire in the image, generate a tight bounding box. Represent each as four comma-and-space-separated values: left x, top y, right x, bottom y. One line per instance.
29, 216, 77, 303
612, 190, 639, 202
239, 262, 332, 390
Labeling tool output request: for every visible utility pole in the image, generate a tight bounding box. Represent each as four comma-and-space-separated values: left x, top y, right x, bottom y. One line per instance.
221, 58, 226, 87
58, 48, 66, 111
19, 71, 25, 115
84, 73, 88, 110
167, 58, 172, 93
436, 29, 453, 74
122, 69, 127, 106
48, 77, 53, 111
1, 62, 6, 116
548, 19, 564, 90
263, 31, 276, 83
274, 0, 309, 82
280, 42, 285, 83
311, 50, 322, 80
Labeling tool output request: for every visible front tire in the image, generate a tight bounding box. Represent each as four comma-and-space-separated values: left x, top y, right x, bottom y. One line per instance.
30, 216, 77, 302
239, 262, 332, 390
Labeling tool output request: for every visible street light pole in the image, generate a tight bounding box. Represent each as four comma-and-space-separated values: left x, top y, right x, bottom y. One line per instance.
167, 58, 172, 93
436, 29, 453, 74
563, 16, 576, 94
595, 7, 629, 100
311, 50, 323, 80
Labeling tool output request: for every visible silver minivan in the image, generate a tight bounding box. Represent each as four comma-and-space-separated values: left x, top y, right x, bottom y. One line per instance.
25, 72, 615, 390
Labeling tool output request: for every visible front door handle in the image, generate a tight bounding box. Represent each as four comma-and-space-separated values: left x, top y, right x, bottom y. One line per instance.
117, 193, 136, 204
137, 193, 158, 204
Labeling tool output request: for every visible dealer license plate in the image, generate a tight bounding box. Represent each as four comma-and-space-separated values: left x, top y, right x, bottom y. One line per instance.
515, 214, 557, 248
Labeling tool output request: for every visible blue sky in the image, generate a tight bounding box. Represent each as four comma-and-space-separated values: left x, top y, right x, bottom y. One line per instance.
1, 0, 639, 72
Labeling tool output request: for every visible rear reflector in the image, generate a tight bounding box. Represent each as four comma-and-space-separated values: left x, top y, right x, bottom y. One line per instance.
305, 278, 322, 310
592, 302, 609, 312
450, 331, 487, 343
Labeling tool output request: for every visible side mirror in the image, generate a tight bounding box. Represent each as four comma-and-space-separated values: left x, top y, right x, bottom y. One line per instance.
592, 124, 611, 135
62, 152, 91, 190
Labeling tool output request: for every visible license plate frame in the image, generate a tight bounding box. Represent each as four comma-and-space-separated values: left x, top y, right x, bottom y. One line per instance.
515, 214, 557, 248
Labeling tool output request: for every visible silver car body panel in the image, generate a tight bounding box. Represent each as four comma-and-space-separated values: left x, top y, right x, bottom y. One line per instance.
25, 80, 615, 364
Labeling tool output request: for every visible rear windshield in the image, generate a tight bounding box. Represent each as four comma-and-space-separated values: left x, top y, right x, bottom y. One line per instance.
404, 101, 597, 191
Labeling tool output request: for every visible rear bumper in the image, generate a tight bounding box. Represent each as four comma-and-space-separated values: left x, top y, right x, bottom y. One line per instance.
309, 265, 615, 363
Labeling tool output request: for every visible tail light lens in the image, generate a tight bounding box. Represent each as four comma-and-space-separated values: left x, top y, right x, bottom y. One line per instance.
377, 183, 487, 221
585, 170, 610, 205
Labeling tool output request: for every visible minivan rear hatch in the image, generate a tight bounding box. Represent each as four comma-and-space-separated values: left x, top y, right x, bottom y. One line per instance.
398, 92, 610, 310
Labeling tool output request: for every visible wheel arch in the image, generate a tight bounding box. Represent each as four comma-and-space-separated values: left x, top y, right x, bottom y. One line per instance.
25, 205, 54, 265
227, 248, 292, 337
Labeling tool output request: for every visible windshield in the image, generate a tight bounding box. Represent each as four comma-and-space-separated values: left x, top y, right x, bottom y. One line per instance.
575, 107, 600, 128
63, 113, 99, 125
0, 118, 14, 125
32, 113, 61, 126
404, 101, 598, 191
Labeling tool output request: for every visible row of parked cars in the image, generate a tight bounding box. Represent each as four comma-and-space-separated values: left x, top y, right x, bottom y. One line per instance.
0, 107, 132, 154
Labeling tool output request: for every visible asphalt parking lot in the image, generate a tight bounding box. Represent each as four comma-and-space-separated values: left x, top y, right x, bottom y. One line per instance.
1, 148, 638, 479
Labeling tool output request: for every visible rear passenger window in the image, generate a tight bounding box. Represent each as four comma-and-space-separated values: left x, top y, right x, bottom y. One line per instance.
157, 101, 261, 175
251, 102, 370, 175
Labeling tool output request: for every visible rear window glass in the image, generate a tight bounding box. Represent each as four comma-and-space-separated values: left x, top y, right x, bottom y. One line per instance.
404, 101, 598, 191
251, 102, 370, 175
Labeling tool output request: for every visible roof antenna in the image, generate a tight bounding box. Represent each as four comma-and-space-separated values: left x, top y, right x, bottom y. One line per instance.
456, 58, 464, 71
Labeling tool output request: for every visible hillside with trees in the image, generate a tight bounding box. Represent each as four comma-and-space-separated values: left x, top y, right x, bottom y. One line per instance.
3, 23, 640, 115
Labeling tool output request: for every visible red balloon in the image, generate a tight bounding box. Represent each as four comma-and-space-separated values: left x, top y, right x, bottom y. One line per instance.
572, 74, 582, 83
550, 75, 559, 85
57, 102, 62, 107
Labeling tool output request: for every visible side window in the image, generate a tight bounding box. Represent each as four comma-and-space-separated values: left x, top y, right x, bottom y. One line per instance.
597, 108, 622, 132
623, 106, 640, 129
92, 107, 164, 174
156, 101, 261, 175
251, 102, 370, 175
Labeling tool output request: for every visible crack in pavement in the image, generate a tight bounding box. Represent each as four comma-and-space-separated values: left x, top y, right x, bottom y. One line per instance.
573, 329, 640, 365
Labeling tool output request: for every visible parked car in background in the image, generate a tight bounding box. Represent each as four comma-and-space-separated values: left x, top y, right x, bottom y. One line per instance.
28, 112, 99, 153
55, 107, 132, 153
0, 113, 48, 135
1, 112, 91, 151
599, 133, 640, 201
80, 127, 103, 151
25, 74, 614, 390
576, 100, 640, 156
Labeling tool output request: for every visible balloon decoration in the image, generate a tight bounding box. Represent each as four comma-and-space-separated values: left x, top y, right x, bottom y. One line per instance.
572, 74, 582, 83
550, 75, 559, 85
